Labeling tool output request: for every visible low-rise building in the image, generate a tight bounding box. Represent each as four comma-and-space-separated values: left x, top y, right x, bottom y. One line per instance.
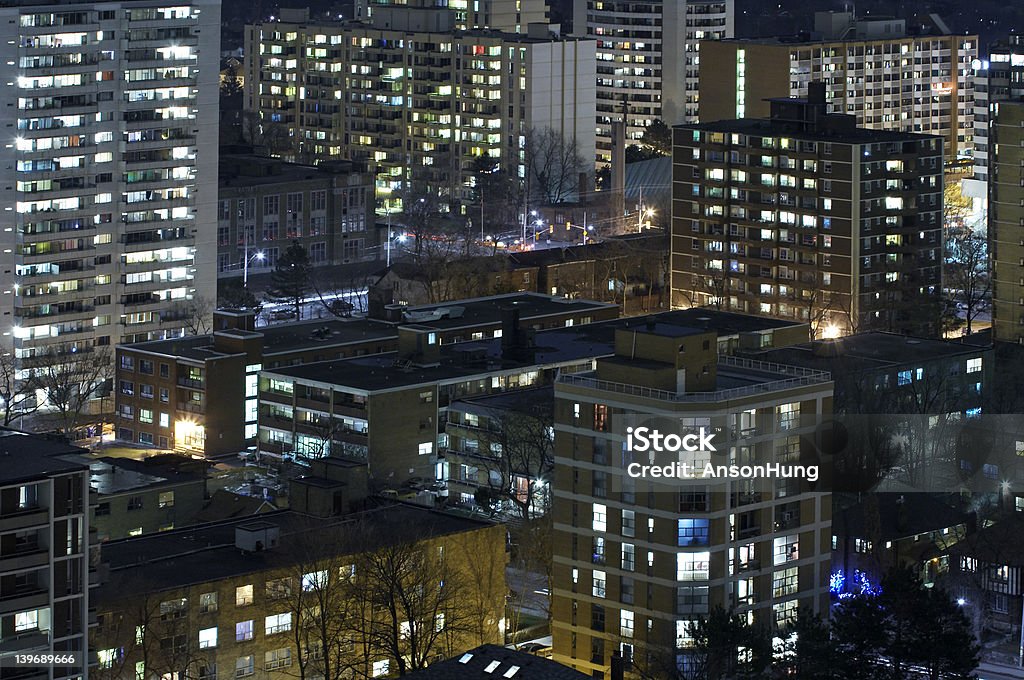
0, 430, 91, 677
746, 333, 995, 493
90, 455, 208, 542
217, 153, 377, 277
445, 387, 554, 518
114, 294, 617, 456
256, 308, 606, 489
404, 644, 590, 680
93, 506, 507, 680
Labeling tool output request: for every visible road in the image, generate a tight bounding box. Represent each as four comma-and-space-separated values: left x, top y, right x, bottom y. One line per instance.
976, 661, 1024, 680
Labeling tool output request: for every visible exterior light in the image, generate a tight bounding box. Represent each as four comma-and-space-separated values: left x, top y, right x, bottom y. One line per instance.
821, 324, 842, 339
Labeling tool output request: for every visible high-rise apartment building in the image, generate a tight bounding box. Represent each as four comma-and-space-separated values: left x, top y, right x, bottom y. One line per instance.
966, 36, 1024, 195
0, 431, 91, 678
671, 86, 945, 338
243, 10, 595, 210
0, 0, 220, 364
550, 322, 833, 677
572, 0, 734, 163
699, 12, 977, 159
989, 99, 1024, 344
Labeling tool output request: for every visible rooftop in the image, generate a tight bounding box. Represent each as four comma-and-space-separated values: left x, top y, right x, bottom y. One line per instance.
90, 455, 206, 496
679, 116, 944, 145
96, 504, 496, 598
449, 386, 554, 417
750, 332, 989, 374
406, 645, 588, 680
838, 493, 969, 542
263, 308, 816, 392
0, 430, 88, 485
558, 355, 832, 404
220, 154, 363, 189
122, 293, 616, 361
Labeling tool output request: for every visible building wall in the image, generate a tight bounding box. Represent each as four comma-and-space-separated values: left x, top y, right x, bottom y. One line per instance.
525, 39, 597, 186
94, 520, 507, 680
971, 38, 1024, 184
549, 361, 833, 675
0, 0, 220, 364
670, 124, 944, 337
0, 466, 90, 679
574, 0, 734, 164
990, 100, 1024, 343
698, 36, 977, 158
93, 479, 207, 541
697, 42, 792, 122
217, 167, 376, 277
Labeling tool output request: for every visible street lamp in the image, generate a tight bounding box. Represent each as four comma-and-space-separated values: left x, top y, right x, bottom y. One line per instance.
242, 238, 265, 289
385, 204, 393, 268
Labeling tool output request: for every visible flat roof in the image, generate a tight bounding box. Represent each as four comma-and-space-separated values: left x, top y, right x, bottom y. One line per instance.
396, 292, 617, 332
679, 117, 944, 145
450, 386, 554, 416
407, 645, 588, 680
263, 309, 814, 392
122, 293, 616, 361
96, 505, 497, 598
0, 430, 89, 486
90, 455, 206, 496
751, 332, 988, 373
220, 154, 358, 189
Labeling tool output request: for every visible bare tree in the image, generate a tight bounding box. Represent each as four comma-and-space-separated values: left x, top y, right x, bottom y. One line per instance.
525, 127, 587, 204
168, 295, 214, 336
353, 523, 479, 675
945, 228, 990, 336
470, 398, 554, 522
680, 271, 728, 311
268, 523, 371, 680
93, 586, 211, 680
0, 350, 40, 427
239, 110, 295, 157
397, 182, 448, 258
30, 347, 111, 435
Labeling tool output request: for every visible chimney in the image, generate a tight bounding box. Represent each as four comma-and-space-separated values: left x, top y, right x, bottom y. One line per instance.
610, 651, 626, 680
500, 305, 521, 356
500, 305, 535, 361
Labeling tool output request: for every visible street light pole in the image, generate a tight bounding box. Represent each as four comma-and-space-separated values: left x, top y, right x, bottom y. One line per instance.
637, 186, 644, 232
386, 207, 392, 268
243, 222, 250, 288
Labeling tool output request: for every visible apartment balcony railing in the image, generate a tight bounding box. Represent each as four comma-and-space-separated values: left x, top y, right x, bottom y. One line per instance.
557, 356, 831, 403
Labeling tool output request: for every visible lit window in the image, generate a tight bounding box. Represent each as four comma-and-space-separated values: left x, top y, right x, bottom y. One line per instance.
676, 552, 710, 581
592, 503, 607, 532
235, 620, 254, 642
198, 627, 217, 649
620, 609, 634, 638
372, 660, 390, 677
236, 585, 254, 607
265, 613, 292, 635
967, 357, 983, 373
593, 570, 607, 598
